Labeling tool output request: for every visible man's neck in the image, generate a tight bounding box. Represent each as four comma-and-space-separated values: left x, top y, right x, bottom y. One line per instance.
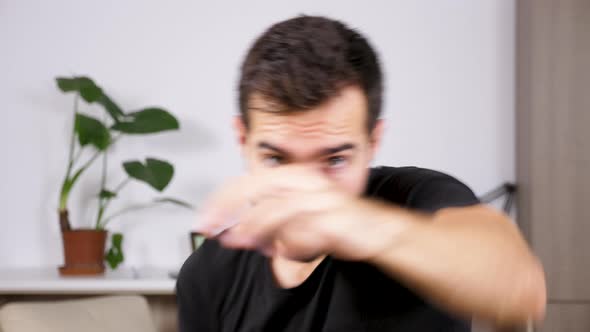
270, 255, 326, 289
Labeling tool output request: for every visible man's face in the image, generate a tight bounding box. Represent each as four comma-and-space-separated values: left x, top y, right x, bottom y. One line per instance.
235, 85, 383, 196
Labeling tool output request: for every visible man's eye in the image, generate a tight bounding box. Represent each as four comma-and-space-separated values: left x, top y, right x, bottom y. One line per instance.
263, 155, 284, 167
326, 156, 347, 168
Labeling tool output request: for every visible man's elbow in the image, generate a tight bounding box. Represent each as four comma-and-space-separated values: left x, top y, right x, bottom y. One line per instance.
495, 257, 547, 327
518, 258, 546, 323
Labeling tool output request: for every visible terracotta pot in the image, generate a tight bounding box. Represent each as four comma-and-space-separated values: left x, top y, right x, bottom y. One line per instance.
59, 229, 107, 276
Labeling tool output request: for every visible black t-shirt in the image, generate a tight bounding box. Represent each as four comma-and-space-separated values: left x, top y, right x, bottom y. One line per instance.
177, 166, 480, 332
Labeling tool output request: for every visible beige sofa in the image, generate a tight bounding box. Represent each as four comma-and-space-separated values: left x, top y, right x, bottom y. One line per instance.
0, 295, 158, 332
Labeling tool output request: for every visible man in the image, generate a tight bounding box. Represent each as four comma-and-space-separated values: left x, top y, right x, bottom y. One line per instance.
177, 16, 546, 331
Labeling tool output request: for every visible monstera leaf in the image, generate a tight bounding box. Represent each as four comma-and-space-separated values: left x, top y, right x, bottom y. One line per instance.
123, 158, 174, 192
111, 108, 179, 134
75, 113, 111, 150
105, 233, 124, 269
56, 76, 103, 103
56, 76, 125, 122
97, 94, 125, 123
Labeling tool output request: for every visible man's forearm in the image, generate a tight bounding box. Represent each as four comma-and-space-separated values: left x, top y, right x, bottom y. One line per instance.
346, 202, 546, 327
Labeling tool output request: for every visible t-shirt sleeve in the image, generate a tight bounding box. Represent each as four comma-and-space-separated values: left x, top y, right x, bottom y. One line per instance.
406, 174, 480, 213
176, 240, 220, 332
368, 167, 480, 213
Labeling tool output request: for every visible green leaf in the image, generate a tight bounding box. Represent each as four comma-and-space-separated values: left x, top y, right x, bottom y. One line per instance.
56, 76, 123, 123
99, 189, 117, 199
111, 108, 179, 134
80, 85, 102, 102
105, 233, 124, 269
97, 94, 125, 123
123, 158, 174, 191
56, 76, 103, 103
154, 197, 194, 209
75, 113, 111, 150
56, 77, 79, 92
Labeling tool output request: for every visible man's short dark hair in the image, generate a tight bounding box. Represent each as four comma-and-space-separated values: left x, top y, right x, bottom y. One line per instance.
238, 15, 383, 131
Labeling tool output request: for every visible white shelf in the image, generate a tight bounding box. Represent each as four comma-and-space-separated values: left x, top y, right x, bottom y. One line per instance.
0, 267, 176, 295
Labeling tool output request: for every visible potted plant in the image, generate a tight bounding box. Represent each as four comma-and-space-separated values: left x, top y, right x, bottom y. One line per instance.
56, 76, 191, 275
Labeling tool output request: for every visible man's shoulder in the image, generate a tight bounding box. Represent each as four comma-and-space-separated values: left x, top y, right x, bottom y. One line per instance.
177, 239, 255, 289
368, 166, 460, 184
366, 166, 479, 211
366, 165, 462, 197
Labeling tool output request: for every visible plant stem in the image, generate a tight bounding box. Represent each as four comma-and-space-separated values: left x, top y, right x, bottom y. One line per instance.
71, 147, 84, 168
99, 111, 109, 190
95, 201, 107, 230
59, 95, 79, 211
78, 150, 102, 174
95, 177, 131, 229
59, 143, 104, 221
75, 133, 122, 180
100, 197, 194, 227
92, 132, 124, 230
94, 132, 109, 228
101, 150, 107, 189
101, 202, 158, 227
57, 94, 80, 231
64, 95, 79, 179
68, 95, 79, 166
114, 178, 131, 193
111, 134, 122, 146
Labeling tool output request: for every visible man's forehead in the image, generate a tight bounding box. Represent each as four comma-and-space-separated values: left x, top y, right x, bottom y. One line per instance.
247, 86, 368, 139
251, 111, 355, 139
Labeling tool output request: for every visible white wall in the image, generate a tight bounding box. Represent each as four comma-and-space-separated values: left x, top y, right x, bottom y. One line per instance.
0, 0, 515, 269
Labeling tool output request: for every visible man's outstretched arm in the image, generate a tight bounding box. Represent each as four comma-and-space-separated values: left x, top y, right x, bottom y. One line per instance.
196, 167, 547, 327
342, 201, 546, 327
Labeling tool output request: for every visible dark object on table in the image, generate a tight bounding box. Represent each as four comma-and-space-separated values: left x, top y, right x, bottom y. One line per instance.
479, 183, 517, 214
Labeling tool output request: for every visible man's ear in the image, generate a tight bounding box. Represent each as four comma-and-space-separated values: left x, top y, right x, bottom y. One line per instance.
233, 115, 248, 148
369, 119, 384, 159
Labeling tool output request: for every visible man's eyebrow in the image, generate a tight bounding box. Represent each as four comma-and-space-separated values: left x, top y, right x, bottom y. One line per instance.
258, 142, 287, 154
320, 143, 355, 155
257, 142, 355, 156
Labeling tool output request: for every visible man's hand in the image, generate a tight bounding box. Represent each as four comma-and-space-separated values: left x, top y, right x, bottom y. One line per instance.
195, 166, 401, 261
